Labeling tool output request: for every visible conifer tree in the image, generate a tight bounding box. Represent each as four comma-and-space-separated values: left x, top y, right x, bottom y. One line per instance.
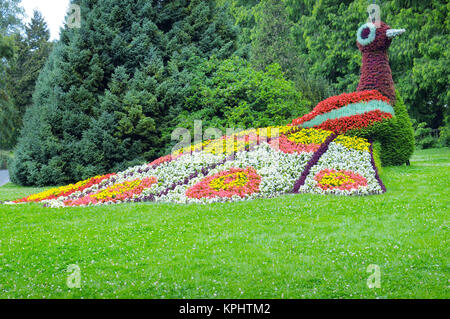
0, 0, 23, 148
4, 10, 53, 148
10, 0, 237, 186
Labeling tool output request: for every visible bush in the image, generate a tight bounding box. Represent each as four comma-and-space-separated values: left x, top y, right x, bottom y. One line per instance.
438, 115, 450, 147
438, 127, 450, 147
346, 91, 415, 166
177, 56, 309, 137
414, 122, 436, 149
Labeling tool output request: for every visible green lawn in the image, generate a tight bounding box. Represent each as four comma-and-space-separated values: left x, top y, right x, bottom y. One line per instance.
0, 148, 448, 299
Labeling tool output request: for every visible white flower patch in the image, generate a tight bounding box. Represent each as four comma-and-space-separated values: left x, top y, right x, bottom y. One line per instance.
153, 143, 314, 204
299, 142, 383, 195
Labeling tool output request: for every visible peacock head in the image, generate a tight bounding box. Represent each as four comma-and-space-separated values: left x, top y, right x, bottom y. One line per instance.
356, 21, 405, 53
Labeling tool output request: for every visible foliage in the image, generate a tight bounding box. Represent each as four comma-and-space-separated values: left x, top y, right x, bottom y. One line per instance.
0, 150, 12, 169
0, 0, 24, 33
437, 115, 450, 148
178, 56, 309, 141
413, 121, 436, 149
2, 10, 53, 148
10, 0, 238, 186
221, 0, 335, 106
0, 0, 23, 149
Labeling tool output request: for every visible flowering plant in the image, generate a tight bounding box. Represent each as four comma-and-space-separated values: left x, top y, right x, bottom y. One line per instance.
64, 177, 157, 206
13, 174, 116, 203
314, 169, 368, 191
292, 90, 390, 127
186, 167, 261, 199
6, 125, 386, 207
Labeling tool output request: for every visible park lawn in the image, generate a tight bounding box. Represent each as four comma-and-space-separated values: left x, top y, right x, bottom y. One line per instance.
0, 148, 448, 299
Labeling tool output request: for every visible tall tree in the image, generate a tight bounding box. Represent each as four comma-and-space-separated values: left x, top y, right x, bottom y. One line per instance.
0, 0, 23, 148
4, 10, 53, 148
0, 0, 24, 33
10, 0, 237, 186
250, 0, 334, 106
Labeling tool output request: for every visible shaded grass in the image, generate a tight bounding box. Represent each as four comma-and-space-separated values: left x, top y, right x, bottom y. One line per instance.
0, 148, 448, 299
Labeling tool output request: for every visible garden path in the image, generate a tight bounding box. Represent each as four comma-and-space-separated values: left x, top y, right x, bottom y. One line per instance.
0, 170, 10, 187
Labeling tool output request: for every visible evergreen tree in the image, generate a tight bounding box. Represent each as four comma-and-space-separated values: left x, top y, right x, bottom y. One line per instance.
0, 0, 23, 148
10, 0, 237, 186
4, 10, 53, 148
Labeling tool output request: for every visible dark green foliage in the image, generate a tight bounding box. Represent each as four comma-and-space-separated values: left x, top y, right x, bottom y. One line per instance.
175, 56, 309, 148
438, 115, 450, 147
413, 121, 436, 149
346, 91, 414, 166
0, 0, 23, 149
4, 10, 53, 148
250, 0, 335, 106
10, 0, 238, 186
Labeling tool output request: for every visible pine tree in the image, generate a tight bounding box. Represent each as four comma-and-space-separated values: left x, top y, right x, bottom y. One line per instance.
0, 0, 23, 148
10, 0, 237, 186
4, 10, 53, 148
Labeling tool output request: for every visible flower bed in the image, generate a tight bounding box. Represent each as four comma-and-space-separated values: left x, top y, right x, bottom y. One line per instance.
314, 169, 368, 191
64, 177, 157, 206
6, 126, 386, 207
297, 139, 385, 195
186, 167, 261, 199
13, 173, 116, 203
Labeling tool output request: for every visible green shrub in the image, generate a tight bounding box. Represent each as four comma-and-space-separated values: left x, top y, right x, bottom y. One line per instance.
438, 127, 450, 147
178, 56, 309, 136
438, 115, 450, 147
414, 122, 436, 149
346, 91, 415, 166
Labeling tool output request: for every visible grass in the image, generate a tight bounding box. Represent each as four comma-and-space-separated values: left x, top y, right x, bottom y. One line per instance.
0, 148, 448, 299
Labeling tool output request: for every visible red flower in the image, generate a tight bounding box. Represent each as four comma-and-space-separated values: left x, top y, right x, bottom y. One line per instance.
292, 90, 390, 126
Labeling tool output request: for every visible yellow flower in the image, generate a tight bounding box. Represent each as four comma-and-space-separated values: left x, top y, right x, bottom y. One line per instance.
334, 135, 370, 152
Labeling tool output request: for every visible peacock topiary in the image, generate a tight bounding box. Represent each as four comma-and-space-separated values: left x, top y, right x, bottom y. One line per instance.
4, 21, 414, 207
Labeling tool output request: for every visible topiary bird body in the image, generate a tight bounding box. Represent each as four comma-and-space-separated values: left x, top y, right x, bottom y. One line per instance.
4, 21, 415, 207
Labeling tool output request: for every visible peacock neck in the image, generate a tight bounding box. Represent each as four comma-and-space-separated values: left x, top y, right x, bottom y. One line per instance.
357, 50, 396, 104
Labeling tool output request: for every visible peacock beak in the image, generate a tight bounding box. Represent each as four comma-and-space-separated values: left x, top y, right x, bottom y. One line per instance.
386, 28, 406, 39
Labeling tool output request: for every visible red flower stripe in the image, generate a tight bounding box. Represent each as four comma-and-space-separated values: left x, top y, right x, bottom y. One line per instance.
269, 135, 321, 154
292, 90, 390, 126
314, 110, 392, 134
